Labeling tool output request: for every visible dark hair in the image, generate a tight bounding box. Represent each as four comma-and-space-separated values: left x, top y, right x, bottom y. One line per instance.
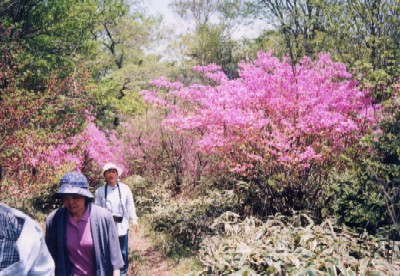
59, 194, 94, 205
85, 197, 94, 206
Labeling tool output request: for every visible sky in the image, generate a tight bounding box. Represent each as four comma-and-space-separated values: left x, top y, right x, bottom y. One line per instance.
145, 0, 267, 40
143, 0, 269, 60
146, 0, 184, 29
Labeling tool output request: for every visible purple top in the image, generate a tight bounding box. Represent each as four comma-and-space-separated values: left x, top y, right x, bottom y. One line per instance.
46, 204, 124, 275
66, 207, 95, 276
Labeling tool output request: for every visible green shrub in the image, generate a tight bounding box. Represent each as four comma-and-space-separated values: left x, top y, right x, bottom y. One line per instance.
124, 175, 172, 215
327, 169, 388, 233
195, 212, 400, 275
146, 189, 239, 253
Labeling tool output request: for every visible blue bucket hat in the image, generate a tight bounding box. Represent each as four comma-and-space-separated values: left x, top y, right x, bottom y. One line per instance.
53, 172, 94, 199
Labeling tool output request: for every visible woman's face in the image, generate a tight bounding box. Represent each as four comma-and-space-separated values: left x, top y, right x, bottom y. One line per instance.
62, 195, 86, 217
104, 169, 118, 186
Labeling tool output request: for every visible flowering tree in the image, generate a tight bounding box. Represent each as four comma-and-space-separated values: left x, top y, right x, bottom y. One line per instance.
42, 121, 125, 186
118, 110, 212, 194
0, 24, 120, 197
142, 52, 381, 212
0, 25, 88, 197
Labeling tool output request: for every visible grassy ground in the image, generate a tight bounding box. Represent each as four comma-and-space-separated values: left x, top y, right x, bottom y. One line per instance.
128, 218, 202, 275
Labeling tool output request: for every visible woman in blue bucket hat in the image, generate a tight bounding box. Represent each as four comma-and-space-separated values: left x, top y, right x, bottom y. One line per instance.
45, 172, 124, 276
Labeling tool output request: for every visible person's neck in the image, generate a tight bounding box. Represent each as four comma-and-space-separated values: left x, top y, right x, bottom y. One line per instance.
107, 181, 118, 187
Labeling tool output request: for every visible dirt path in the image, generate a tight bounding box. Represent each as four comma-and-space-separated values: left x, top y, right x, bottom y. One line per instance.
127, 230, 173, 276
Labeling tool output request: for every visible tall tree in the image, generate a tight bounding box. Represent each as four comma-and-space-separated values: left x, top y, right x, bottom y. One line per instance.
87, 9, 169, 127
0, 0, 134, 196
253, 0, 400, 86
0, 25, 89, 196
1, 0, 107, 82
170, 0, 250, 78
0, 0, 167, 127
252, 0, 327, 63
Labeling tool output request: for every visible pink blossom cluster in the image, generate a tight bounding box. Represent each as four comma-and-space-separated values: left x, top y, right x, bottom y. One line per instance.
41, 122, 124, 173
117, 110, 214, 185
142, 52, 381, 175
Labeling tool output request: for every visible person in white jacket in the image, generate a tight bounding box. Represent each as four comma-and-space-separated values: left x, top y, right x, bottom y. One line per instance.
95, 163, 138, 276
0, 203, 55, 276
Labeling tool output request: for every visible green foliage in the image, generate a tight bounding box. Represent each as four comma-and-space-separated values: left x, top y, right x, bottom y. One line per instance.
179, 24, 240, 78
86, 8, 171, 127
365, 87, 400, 236
91, 53, 171, 128
170, 0, 249, 26
327, 169, 388, 233
250, 0, 330, 63
251, 0, 400, 95
0, 24, 91, 201
0, 0, 159, 129
1, 0, 103, 81
146, 190, 239, 253
170, 0, 250, 79
326, 87, 400, 236
195, 212, 400, 275
243, 30, 286, 60
123, 175, 166, 215
0, 179, 61, 222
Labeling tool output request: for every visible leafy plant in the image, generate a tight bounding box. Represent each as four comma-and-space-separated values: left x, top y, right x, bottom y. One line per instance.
195, 212, 400, 275
146, 190, 239, 253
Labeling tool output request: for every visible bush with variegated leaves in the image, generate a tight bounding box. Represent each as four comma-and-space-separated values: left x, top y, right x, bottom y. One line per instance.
194, 212, 399, 275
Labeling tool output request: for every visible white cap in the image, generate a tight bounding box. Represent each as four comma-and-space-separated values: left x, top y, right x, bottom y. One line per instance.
102, 163, 123, 176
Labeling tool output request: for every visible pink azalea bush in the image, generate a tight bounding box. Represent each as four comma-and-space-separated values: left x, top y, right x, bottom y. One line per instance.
143, 52, 380, 172
38, 121, 124, 186
141, 52, 381, 209
118, 110, 212, 193
0, 59, 92, 197
0, 26, 122, 197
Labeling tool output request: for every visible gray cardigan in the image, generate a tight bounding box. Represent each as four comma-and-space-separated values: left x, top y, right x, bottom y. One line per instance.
45, 204, 124, 276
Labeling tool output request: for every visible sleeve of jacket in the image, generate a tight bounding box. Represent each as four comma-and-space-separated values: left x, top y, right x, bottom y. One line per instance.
2, 205, 55, 276
124, 184, 138, 224
45, 208, 69, 276
94, 185, 104, 207
45, 211, 57, 262
28, 227, 55, 276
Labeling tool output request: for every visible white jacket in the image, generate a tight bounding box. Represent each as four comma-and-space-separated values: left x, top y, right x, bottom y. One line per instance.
0, 204, 55, 276
94, 182, 138, 236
